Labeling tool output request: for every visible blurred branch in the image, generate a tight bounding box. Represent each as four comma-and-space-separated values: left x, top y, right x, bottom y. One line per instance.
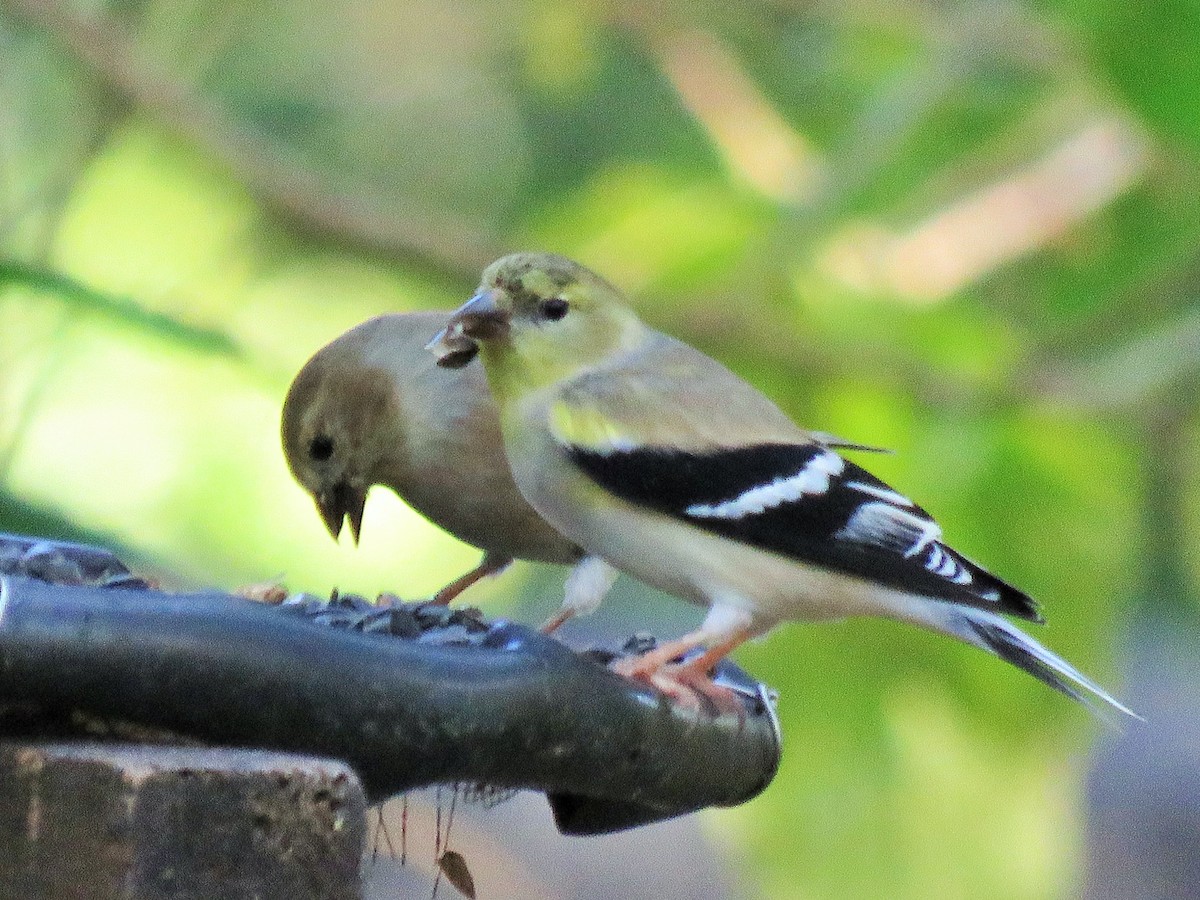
0, 259, 242, 356
0, 0, 494, 277
1034, 307, 1200, 411
1136, 403, 1197, 622
0, 123, 117, 251
822, 118, 1149, 304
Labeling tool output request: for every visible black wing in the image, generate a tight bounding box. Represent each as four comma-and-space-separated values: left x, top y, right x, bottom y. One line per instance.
567, 442, 1041, 622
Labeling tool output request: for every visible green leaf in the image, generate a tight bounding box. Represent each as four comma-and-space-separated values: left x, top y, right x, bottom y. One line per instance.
0, 260, 242, 358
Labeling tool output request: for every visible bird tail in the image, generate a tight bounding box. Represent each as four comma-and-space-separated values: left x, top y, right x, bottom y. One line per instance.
904, 602, 1140, 723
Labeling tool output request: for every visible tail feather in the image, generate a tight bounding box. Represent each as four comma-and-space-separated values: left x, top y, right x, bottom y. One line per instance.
907, 603, 1140, 723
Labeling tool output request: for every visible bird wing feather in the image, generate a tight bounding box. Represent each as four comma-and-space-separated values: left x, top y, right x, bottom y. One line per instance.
547, 350, 1039, 621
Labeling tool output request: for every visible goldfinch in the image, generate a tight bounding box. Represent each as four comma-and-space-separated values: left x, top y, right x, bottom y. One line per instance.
282, 311, 617, 622
427, 253, 1135, 718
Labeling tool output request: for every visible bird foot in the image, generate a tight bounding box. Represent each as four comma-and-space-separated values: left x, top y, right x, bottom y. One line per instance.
611, 656, 744, 718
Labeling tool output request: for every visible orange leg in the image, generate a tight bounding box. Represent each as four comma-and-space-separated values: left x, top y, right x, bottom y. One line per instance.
432, 555, 511, 605
540, 607, 575, 635
612, 632, 711, 680
671, 628, 754, 680
612, 627, 754, 715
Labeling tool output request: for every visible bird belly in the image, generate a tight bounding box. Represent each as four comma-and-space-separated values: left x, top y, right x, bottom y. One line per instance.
581, 501, 899, 627
402, 473, 579, 566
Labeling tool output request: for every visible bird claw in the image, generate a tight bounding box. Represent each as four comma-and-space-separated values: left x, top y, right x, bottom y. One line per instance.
661, 663, 747, 719
612, 655, 746, 719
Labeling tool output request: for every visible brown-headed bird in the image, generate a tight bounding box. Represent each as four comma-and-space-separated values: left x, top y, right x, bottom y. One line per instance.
282, 311, 617, 623
426, 253, 1136, 719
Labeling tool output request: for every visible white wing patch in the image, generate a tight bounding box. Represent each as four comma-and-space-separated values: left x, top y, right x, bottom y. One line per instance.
845, 480, 914, 507
686, 450, 845, 520
838, 501, 996, 595
838, 501, 941, 556
924, 544, 972, 584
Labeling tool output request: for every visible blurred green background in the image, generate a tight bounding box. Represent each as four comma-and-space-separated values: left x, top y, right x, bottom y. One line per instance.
1, 1, 1197, 897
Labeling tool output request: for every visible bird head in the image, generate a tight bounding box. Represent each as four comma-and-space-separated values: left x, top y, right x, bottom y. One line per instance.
427, 253, 642, 389
281, 325, 407, 544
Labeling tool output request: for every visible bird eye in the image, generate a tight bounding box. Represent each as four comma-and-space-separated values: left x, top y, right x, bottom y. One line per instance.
309, 435, 335, 462
539, 298, 569, 321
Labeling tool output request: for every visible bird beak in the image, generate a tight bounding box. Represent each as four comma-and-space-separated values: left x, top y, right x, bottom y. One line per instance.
315, 482, 367, 545
426, 289, 510, 369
